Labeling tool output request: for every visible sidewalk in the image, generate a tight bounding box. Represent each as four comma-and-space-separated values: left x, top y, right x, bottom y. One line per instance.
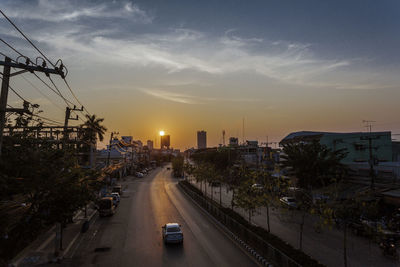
11, 205, 97, 267
188, 178, 399, 267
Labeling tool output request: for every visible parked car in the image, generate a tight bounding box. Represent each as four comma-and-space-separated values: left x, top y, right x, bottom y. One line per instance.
252, 184, 263, 190
111, 192, 120, 204
112, 185, 122, 196
162, 223, 183, 244
98, 197, 115, 217
105, 194, 119, 207
210, 181, 221, 187
280, 197, 297, 209
349, 220, 366, 236
135, 172, 144, 178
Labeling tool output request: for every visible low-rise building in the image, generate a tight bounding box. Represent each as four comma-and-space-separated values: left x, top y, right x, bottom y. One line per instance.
280, 131, 400, 179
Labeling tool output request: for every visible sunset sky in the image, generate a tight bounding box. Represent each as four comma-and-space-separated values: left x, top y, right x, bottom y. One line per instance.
1, 0, 400, 149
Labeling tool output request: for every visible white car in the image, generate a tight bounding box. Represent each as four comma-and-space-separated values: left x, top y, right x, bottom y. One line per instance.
251, 184, 263, 190
111, 192, 120, 203
135, 172, 144, 178
162, 223, 183, 244
280, 197, 297, 209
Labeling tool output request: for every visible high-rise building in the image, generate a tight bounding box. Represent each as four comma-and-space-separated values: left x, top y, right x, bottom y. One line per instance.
197, 131, 207, 149
147, 140, 153, 150
161, 135, 170, 149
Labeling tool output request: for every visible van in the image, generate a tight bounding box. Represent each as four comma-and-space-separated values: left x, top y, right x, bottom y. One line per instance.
98, 197, 115, 217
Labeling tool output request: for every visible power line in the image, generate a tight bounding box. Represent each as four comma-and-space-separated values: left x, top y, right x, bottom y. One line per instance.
0, 8, 55, 68
6, 104, 62, 126
0, 38, 23, 56
31, 113, 63, 125
0, 74, 28, 102
62, 78, 90, 116
32, 74, 85, 124
0, 27, 89, 117
19, 74, 64, 111
48, 76, 77, 108
0, 50, 71, 109
33, 73, 74, 106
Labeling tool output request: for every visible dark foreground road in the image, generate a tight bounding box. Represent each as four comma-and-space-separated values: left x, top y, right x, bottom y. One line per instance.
59, 167, 258, 267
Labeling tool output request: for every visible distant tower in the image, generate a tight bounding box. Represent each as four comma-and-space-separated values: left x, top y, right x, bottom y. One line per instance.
222, 130, 226, 146
242, 117, 245, 144
197, 131, 207, 149
161, 135, 170, 149
147, 140, 153, 150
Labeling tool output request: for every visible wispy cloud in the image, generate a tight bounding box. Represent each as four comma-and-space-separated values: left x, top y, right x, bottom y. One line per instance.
140, 88, 261, 104
2, 0, 153, 23
1, 0, 395, 91
141, 89, 202, 104
36, 26, 354, 86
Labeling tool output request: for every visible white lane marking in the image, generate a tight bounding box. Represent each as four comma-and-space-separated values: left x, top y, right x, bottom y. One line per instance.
164, 183, 231, 267
36, 233, 55, 251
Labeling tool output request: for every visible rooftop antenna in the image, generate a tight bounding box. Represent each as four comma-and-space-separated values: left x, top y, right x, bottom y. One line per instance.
242, 117, 245, 144
362, 120, 375, 133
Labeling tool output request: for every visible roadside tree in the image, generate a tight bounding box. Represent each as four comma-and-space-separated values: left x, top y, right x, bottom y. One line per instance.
280, 139, 347, 251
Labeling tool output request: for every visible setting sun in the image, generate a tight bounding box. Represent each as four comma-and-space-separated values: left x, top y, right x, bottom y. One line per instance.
159, 130, 165, 136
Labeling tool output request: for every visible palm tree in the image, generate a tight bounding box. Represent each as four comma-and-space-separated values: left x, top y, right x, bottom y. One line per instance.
81, 114, 107, 145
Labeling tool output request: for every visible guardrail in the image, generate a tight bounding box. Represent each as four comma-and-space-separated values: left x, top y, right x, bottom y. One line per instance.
179, 181, 303, 267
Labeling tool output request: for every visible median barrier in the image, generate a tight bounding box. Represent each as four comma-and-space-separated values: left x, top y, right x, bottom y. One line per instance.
179, 180, 325, 267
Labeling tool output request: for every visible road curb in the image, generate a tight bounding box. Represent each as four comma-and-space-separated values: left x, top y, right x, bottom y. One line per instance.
178, 182, 273, 267
10, 207, 98, 267
58, 207, 98, 261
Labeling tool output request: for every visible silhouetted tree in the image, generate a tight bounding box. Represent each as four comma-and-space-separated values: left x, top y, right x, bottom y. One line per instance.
81, 114, 107, 145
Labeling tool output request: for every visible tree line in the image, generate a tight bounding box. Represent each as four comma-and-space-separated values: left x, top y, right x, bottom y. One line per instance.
0, 109, 107, 262
185, 141, 382, 267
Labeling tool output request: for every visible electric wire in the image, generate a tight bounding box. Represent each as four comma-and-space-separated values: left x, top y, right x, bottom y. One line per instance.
0, 15, 90, 123
19, 74, 64, 111
0, 38, 29, 61
47, 75, 86, 123
6, 104, 63, 126
33, 73, 74, 107
0, 8, 56, 68
0, 37, 89, 118
0, 74, 28, 102
30, 113, 63, 125
62, 79, 90, 116
0, 50, 70, 111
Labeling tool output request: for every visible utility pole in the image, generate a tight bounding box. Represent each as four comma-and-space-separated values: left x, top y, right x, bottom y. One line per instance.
360, 134, 380, 190
107, 131, 118, 166
63, 106, 82, 143
0, 57, 11, 156
0, 56, 65, 156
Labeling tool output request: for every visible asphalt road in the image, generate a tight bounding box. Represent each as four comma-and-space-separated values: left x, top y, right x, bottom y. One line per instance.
60, 167, 258, 267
